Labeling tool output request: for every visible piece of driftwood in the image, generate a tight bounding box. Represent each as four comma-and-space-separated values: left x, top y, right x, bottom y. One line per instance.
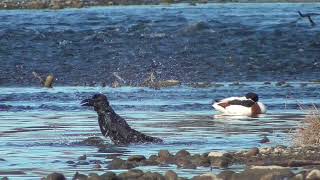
32, 71, 54, 88
298, 11, 320, 26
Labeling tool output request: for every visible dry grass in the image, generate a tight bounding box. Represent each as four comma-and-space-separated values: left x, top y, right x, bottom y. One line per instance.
294, 108, 320, 146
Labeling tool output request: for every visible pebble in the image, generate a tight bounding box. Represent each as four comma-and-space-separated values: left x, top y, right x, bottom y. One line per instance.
208, 152, 224, 157
165, 170, 178, 180
78, 154, 86, 160
306, 169, 320, 180
259, 136, 270, 143
46, 172, 66, 180
246, 147, 259, 157
175, 149, 191, 158
127, 155, 146, 162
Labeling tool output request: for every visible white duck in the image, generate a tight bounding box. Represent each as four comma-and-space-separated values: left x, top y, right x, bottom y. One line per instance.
212, 92, 267, 116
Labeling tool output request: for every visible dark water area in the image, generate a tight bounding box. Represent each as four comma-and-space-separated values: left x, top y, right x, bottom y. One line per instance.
0, 3, 320, 86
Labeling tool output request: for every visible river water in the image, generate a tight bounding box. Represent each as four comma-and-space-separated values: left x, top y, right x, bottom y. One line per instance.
1, 82, 320, 179
0, 3, 320, 179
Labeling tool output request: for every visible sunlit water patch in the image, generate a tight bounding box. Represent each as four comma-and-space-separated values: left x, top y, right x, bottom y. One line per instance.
0, 83, 319, 179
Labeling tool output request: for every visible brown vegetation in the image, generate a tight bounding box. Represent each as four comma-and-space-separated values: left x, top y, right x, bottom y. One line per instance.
294, 109, 320, 146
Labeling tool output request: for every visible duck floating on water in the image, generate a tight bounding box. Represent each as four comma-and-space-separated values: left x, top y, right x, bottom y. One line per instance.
81, 94, 163, 145
212, 92, 267, 116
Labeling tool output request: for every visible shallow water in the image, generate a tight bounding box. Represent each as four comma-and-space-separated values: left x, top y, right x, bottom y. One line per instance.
1, 82, 320, 179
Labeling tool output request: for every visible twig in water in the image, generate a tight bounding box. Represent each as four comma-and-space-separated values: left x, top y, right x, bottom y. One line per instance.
298, 11, 320, 27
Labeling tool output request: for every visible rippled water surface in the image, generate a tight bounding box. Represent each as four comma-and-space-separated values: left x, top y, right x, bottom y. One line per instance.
0, 3, 320, 86
1, 83, 320, 179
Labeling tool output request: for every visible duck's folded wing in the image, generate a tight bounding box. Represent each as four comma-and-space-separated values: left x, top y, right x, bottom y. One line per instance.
228, 99, 255, 107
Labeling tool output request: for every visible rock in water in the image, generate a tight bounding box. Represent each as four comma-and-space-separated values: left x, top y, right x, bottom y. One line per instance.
46, 172, 66, 180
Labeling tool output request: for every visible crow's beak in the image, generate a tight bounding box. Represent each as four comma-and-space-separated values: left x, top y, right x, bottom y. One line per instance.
81, 98, 94, 106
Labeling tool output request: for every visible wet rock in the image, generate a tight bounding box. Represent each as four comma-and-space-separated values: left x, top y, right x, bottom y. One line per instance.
76, 161, 90, 165
192, 173, 219, 180
149, 155, 158, 161
176, 158, 196, 169
208, 152, 224, 157
100, 171, 117, 180
94, 163, 102, 169
175, 149, 191, 159
108, 158, 135, 169
232, 166, 294, 180
118, 169, 144, 179
78, 154, 87, 160
217, 170, 235, 180
157, 150, 174, 164
292, 173, 304, 180
210, 156, 231, 168
259, 136, 270, 143
66, 160, 75, 164
190, 154, 210, 167
127, 155, 146, 162
246, 147, 259, 157
306, 169, 320, 180
81, 137, 105, 146
140, 172, 165, 180
46, 172, 66, 180
88, 173, 101, 180
108, 158, 126, 169
165, 170, 178, 180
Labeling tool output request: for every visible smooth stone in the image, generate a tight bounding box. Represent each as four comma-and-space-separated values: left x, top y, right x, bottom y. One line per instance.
190, 154, 210, 167
306, 169, 320, 180
149, 155, 158, 161
176, 158, 196, 169
127, 155, 146, 162
259, 136, 270, 143
231, 167, 294, 180
157, 150, 174, 164
118, 169, 144, 179
208, 152, 224, 157
76, 161, 89, 165
81, 137, 105, 146
46, 172, 66, 180
158, 150, 173, 159
165, 170, 178, 180
175, 149, 191, 158
192, 173, 220, 180
140, 172, 165, 180
78, 154, 87, 160
217, 170, 235, 180
246, 147, 259, 157
87, 173, 102, 180
291, 173, 304, 180
108, 158, 126, 169
100, 172, 117, 180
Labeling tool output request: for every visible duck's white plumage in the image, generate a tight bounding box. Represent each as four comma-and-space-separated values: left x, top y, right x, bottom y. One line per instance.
212, 93, 267, 116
